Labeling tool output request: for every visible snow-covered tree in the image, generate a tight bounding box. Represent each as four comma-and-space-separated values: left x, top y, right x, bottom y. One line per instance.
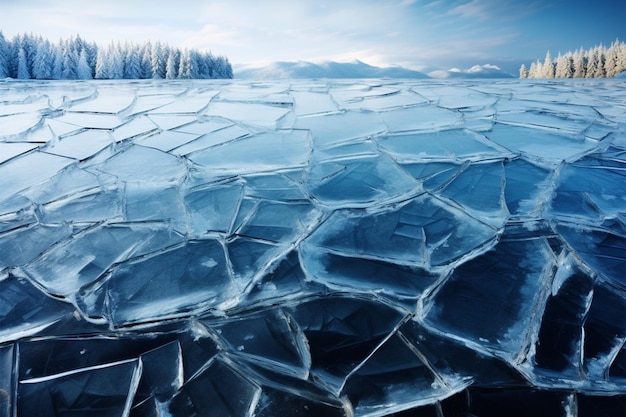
17, 34, 38, 77
519, 64, 528, 78
0, 32, 233, 80
177, 48, 194, 79
8, 36, 21, 77
32, 40, 53, 79
95, 47, 109, 79
51, 46, 63, 79
165, 49, 179, 79
585, 48, 599, 78
151, 42, 166, 79
521, 40, 625, 79
0, 32, 10, 78
124, 43, 142, 79
223, 58, 233, 78
17, 46, 30, 79
572, 48, 585, 78
554, 53, 572, 78
61, 43, 79, 79
140, 42, 153, 78
76, 49, 92, 79
109, 43, 125, 79
618, 41, 626, 75
604, 40, 620, 77
593, 45, 606, 78
541, 51, 554, 78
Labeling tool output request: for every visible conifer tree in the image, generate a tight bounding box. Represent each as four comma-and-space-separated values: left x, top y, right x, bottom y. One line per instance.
140, 42, 153, 78
95, 47, 109, 79
76, 49, 92, 79
518, 64, 528, 78
165, 49, 179, 79
17, 46, 30, 79
521, 40, 626, 78
32, 40, 53, 79
51, 46, 63, 79
542, 51, 554, 78
109, 43, 125, 79
618, 42, 626, 75
573, 49, 585, 78
554, 53, 572, 78
604, 40, 620, 77
61, 43, 79, 79
585, 48, 598, 78
593, 45, 606, 78
124, 43, 142, 79
1, 32, 233, 80
0, 32, 10, 78
151, 42, 166, 79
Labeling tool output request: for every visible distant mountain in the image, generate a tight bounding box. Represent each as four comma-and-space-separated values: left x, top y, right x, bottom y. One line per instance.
428, 64, 514, 79
234, 59, 429, 79
234, 60, 515, 80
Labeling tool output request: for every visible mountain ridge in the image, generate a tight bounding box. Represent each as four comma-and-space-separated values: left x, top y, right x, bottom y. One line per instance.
234, 60, 514, 79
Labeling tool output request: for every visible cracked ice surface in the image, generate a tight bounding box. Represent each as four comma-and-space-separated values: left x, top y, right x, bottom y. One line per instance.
0, 78, 625, 417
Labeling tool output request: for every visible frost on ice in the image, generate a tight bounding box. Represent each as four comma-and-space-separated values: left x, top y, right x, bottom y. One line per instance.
0, 79, 625, 416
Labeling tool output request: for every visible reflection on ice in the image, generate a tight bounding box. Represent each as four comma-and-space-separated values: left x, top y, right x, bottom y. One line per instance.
0, 78, 624, 416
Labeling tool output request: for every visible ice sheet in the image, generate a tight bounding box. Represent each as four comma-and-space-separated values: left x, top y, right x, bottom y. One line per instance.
0, 79, 624, 417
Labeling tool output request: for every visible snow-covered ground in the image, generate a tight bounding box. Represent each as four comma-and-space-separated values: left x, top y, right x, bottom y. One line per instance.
0, 78, 624, 417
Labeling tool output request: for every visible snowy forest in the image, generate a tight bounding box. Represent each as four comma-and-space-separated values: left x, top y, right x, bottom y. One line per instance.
519, 39, 626, 79
0, 32, 233, 80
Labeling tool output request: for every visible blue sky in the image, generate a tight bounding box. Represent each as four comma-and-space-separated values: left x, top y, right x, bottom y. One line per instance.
1, 0, 624, 73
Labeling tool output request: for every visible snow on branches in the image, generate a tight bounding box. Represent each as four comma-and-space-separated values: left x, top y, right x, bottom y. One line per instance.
519, 39, 626, 79
0, 32, 233, 80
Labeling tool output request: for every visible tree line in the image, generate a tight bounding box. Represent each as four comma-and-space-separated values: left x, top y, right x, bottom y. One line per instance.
0, 32, 233, 80
519, 39, 626, 79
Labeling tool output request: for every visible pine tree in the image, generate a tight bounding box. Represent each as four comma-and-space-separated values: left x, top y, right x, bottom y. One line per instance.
572, 49, 585, 78
124, 43, 142, 79
519, 64, 528, 78
151, 42, 166, 79
8, 35, 20, 77
165, 49, 178, 79
541, 51, 554, 78
554, 53, 572, 78
177, 48, 192, 79
617, 42, 626, 75
140, 42, 153, 78
0, 32, 233, 80
585, 48, 598, 78
83, 41, 98, 78
218, 56, 233, 78
61, 43, 79, 79
51, 45, 63, 79
593, 45, 606, 78
20, 34, 38, 77
604, 40, 620, 77
527, 62, 536, 78
95, 47, 109, 79
76, 49, 92, 79
0, 32, 11, 78
109, 43, 124, 79
521, 40, 626, 79
17, 46, 30, 79
32, 40, 53, 79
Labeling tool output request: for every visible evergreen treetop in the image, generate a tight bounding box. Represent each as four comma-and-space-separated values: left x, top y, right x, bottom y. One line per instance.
0, 32, 233, 80
520, 39, 626, 79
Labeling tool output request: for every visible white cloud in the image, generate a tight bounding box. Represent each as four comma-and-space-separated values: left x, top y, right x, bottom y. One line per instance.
447, 0, 541, 21
0, 0, 555, 73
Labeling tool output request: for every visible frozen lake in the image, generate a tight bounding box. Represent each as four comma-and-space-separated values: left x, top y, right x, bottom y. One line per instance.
0, 78, 625, 416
